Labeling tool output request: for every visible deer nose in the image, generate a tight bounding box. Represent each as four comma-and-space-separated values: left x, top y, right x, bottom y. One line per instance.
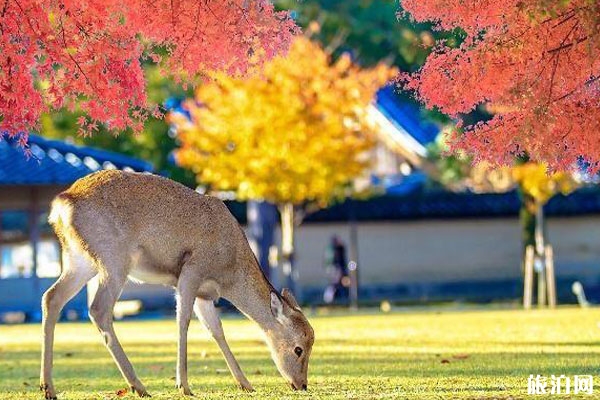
301, 384, 307, 391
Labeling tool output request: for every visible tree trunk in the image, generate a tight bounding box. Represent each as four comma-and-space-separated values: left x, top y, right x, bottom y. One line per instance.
518, 189, 536, 272
520, 186, 557, 308
348, 201, 359, 310
279, 203, 298, 296
535, 204, 546, 306
247, 201, 278, 282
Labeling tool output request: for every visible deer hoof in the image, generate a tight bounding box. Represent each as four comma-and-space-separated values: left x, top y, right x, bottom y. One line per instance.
176, 384, 194, 396
131, 385, 151, 398
240, 382, 254, 392
40, 383, 57, 399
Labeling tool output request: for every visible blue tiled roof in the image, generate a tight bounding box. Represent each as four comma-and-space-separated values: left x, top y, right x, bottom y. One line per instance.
372, 172, 427, 196
0, 134, 153, 185
375, 86, 439, 146
302, 187, 600, 222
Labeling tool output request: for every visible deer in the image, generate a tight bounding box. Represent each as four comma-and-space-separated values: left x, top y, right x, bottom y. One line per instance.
40, 170, 314, 399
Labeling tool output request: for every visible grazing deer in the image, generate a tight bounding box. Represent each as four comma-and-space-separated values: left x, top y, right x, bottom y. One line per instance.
40, 170, 314, 399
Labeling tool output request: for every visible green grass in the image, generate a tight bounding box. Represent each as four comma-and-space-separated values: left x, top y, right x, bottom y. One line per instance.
1, 307, 600, 399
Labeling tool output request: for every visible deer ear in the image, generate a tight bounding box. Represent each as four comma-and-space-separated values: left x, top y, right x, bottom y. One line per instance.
281, 288, 301, 310
270, 292, 285, 323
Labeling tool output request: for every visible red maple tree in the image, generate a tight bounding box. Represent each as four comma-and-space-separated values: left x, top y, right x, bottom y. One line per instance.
0, 0, 295, 141
402, 0, 600, 171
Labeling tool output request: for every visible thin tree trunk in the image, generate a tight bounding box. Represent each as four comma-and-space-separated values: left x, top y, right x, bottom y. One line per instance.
535, 204, 546, 306
519, 190, 536, 272
348, 202, 359, 310
279, 203, 297, 296
519, 188, 536, 307
534, 204, 545, 255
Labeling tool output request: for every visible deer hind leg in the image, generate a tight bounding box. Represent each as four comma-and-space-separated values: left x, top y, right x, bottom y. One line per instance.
40, 249, 96, 400
89, 267, 150, 398
194, 298, 254, 392
175, 266, 200, 396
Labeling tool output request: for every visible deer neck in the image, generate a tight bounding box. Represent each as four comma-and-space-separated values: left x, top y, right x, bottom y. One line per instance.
221, 259, 279, 332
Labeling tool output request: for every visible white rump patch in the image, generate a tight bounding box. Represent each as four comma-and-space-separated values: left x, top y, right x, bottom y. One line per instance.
48, 198, 73, 226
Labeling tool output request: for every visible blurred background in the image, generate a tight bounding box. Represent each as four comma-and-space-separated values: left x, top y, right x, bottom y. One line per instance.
1, 0, 599, 323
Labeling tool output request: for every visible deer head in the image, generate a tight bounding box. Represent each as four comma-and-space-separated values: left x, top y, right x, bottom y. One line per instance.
265, 289, 314, 390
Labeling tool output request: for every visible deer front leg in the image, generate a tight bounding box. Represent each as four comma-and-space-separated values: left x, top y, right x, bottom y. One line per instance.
194, 298, 254, 392
175, 272, 199, 396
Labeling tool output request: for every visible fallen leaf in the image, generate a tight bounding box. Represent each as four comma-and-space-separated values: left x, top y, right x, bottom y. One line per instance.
64, 352, 74, 358
254, 370, 262, 375
116, 388, 128, 397
441, 359, 450, 364
22, 382, 30, 386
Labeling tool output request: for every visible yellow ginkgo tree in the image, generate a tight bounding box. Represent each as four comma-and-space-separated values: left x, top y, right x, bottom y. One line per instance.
171, 36, 396, 292
512, 163, 577, 207
511, 162, 579, 307
512, 162, 578, 255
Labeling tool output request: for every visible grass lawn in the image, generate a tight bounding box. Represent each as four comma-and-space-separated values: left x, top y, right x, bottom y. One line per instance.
1, 307, 600, 399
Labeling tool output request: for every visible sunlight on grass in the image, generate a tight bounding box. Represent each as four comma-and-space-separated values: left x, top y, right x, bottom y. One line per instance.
1, 308, 600, 399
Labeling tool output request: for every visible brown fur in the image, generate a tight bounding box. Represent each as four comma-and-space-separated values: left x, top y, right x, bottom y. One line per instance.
40, 170, 314, 399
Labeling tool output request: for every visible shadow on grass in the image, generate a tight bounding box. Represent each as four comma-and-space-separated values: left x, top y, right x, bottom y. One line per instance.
3, 351, 598, 379
489, 341, 600, 347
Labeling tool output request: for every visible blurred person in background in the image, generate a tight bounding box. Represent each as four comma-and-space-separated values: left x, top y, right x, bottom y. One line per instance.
323, 235, 350, 304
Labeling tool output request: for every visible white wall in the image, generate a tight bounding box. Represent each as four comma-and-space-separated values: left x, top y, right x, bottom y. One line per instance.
282, 217, 600, 288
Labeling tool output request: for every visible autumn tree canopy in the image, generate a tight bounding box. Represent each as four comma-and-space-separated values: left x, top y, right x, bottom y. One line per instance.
512, 162, 578, 208
0, 0, 295, 142
402, 0, 600, 171
172, 36, 396, 206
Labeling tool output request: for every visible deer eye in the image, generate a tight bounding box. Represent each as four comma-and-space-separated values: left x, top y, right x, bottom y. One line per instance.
294, 347, 303, 357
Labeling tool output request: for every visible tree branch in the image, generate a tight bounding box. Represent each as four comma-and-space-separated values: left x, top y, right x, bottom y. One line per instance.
13, 0, 41, 38
553, 76, 600, 103
0, 0, 8, 35
1, 0, 8, 17
547, 35, 588, 54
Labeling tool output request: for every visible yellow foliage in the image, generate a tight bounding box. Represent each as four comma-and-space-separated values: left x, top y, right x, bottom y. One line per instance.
511, 163, 578, 205
172, 37, 397, 206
